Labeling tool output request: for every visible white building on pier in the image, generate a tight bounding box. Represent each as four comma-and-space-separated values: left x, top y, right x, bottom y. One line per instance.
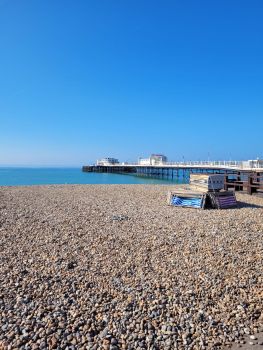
241, 159, 263, 169
138, 154, 167, 166
96, 157, 119, 166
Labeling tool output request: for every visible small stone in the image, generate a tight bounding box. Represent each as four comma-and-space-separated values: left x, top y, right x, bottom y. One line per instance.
99, 328, 108, 339
110, 346, 119, 350
67, 261, 77, 270
67, 334, 73, 342
71, 338, 77, 345
49, 336, 57, 349
244, 328, 250, 335
39, 342, 46, 349
161, 325, 167, 332
111, 338, 118, 345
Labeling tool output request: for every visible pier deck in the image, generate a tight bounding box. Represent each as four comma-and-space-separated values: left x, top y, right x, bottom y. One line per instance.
83, 162, 263, 175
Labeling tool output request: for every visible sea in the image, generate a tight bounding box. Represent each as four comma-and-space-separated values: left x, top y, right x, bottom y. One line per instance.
0, 168, 187, 186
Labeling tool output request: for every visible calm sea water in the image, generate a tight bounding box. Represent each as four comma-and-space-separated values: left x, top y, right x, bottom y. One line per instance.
0, 168, 187, 186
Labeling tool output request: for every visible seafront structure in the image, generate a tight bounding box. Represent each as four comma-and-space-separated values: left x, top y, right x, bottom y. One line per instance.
83, 157, 263, 193
138, 154, 167, 165
242, 159, 263, 168
83, 158, 263, 194
96, 157, 119, 166
84, 157, 263, 173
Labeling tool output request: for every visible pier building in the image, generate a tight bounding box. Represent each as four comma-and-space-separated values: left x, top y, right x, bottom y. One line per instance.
138, 154, 167, 166
241, 159, 263, 169
96, 158, 119, 166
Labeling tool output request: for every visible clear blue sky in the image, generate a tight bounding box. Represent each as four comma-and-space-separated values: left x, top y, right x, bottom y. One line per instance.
0, 0, 262, 166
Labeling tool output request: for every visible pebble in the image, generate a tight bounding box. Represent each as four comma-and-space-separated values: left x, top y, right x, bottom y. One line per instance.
99, 328, 109, 339
0, 185, 262, 349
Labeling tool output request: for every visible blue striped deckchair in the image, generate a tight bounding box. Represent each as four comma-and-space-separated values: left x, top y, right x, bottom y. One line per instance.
171, 196, 203, 208
168, 189, 206, 209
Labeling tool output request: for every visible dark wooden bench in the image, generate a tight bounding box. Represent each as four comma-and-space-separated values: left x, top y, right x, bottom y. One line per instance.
224, 173, 263, 195
247, 174, 263, 194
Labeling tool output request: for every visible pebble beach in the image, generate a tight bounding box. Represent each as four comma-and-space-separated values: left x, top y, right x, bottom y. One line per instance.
0, 184, 262, 350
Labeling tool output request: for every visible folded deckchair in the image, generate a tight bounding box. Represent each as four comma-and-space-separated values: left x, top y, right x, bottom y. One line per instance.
207, 191, 237, 209
168, 187, 237, 210
167, 188, 207, 209
171, 195, 204, 208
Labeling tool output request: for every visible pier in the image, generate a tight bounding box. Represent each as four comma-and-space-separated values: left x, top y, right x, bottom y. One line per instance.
82, 160, 263, 195
82, 160, 263, 180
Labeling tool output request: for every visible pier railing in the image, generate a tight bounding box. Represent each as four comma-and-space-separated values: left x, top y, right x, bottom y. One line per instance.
84, 161, 263, 171
116, 161, 262, 170
165, 161, 243, 167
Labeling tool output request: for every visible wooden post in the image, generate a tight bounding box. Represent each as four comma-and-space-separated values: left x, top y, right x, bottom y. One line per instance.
224, 174, 228, 191
248, 175, 253, 195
